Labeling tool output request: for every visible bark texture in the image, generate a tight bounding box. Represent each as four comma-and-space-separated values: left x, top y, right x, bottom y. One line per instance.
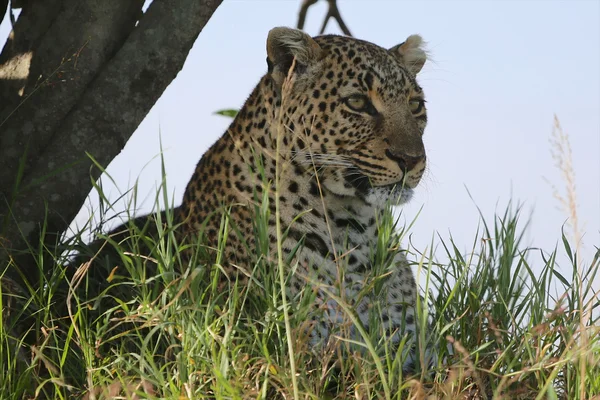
0, 0, 222, 285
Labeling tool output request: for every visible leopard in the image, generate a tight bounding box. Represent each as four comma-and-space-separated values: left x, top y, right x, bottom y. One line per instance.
171, 26, 433, 371
87, 27, 434, 372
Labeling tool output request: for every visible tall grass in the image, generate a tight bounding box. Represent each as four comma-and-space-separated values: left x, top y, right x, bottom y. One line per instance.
1, 116, 598, 399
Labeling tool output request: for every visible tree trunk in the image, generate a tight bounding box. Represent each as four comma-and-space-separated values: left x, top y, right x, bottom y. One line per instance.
0, 0, 223, 286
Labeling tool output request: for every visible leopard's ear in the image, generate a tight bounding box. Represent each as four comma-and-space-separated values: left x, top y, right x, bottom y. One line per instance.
266, 27, 323, 87
389, 35, 427, 75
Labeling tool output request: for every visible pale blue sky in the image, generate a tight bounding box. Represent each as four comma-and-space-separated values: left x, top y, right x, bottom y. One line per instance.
2, 1, 599, 280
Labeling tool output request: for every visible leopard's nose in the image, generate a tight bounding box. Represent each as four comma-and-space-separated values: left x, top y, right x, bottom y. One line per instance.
385, 149, 425, 173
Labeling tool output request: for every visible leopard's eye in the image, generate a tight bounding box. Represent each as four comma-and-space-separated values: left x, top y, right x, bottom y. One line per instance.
409, 98, 424, 114
346, 95, 366, 110
344, 95, 377, 115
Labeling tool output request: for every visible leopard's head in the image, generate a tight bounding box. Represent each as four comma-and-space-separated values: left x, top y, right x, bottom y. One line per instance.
266, 27, 428, 206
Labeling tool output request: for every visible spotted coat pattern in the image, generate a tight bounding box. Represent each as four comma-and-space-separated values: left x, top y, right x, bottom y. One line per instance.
176, 27, 430, 369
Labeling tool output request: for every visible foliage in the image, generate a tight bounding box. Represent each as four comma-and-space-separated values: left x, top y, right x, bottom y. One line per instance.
1, 152, 598, 399
213, 109, 239, 118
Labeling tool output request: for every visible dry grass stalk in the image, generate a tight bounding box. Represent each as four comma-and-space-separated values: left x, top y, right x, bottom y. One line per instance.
548, 114, 589, 400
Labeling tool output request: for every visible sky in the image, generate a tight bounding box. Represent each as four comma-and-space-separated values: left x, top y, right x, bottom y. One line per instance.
2, 1, 599, 286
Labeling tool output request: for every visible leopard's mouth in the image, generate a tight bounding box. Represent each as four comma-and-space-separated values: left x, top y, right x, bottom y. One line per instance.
346, 171, 414, 205
365, 184, 414, 206
347, 170, 414, 192
386, 184, 414, 204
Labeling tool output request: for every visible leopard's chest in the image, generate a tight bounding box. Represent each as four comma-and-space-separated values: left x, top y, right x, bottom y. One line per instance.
281, 200, 383, 294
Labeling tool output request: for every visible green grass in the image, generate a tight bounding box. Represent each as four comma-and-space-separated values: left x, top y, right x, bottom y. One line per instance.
1, 142, 599, 399
1, 175, 598, 399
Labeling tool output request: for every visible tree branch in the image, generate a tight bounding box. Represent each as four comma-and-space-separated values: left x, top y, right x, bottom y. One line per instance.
296, 0, 318, 31
321, 0, 351, 36
0, 0, 144, 200
296, 0, 352, 37
0, 0, 63, 116
0, 0, 8, 26
0, 0, 223, 284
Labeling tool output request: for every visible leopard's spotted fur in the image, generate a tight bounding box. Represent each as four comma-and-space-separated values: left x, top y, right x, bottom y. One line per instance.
173, 27, 431, 370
